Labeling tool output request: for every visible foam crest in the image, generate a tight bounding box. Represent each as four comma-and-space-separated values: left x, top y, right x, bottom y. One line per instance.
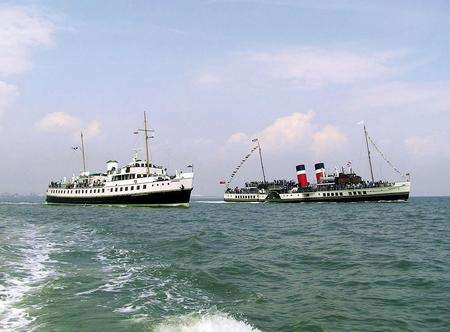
155, 312, 260, 332
0, 226, 56, 330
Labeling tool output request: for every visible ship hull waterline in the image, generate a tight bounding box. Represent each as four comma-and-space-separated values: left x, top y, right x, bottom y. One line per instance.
46, 189, 192, 207
266, 192, 409, 203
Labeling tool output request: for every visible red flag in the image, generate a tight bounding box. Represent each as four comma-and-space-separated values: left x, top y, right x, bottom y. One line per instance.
219, 180, 226, 185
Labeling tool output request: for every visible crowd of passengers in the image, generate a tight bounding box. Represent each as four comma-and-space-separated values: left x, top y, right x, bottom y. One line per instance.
49, 179, 105, 189
309, 180, 393, 191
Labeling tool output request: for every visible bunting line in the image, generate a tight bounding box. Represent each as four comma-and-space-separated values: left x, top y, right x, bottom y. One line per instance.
227, 145, 259, 185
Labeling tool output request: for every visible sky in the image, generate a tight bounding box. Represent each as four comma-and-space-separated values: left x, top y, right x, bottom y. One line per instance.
0, 0, 449, 196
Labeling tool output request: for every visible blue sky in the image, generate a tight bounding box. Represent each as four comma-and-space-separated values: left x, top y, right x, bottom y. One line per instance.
1, 0, 449, 195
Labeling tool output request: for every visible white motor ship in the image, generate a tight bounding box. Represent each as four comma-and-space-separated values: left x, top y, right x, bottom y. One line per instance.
46, 112, 194, 207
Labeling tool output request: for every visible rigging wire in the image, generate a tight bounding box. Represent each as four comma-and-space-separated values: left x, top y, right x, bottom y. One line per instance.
367, 133, 406, 178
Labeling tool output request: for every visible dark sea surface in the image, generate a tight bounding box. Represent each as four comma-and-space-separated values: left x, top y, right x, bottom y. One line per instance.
0, 197, 449, 331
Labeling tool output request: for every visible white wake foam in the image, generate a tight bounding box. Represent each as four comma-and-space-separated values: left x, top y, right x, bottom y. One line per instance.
155, 312, 260, 332
0, 226, 56, 330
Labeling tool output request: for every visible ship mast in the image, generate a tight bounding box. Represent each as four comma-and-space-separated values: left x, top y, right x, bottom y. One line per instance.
363, 125, 375, 182
135, 112, 154, 177
80, 132, 86, 173
254, 138, 267, 183
143, 111, 152, 176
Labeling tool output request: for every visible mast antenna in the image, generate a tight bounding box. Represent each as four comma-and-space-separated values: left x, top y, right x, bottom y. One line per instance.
363, 125, 375, 182
135, 111, 154, 177
80, 132, 87, 173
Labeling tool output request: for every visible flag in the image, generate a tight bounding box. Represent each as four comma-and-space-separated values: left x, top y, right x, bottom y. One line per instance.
72, 146, 79, 150
187, 164, 193, 168
251, 138, 258, 142
219, 180, 226, 185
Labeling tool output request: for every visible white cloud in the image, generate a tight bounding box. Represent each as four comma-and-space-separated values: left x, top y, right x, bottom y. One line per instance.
193, 73, 223, 86
227, 132, 249, 144
347, 81, 450, 112
36, 112, 102, 139
405, 135, 450, 157
195, 48, 401, 89
227, 111, 347, 154
311, 124, 348, 156
84, 120, 102, 139
257, 111, 315, 151
0, 5, 55, 76
0, 5, 55, 125
36, 112, 80, 132
0, 81, 19, 119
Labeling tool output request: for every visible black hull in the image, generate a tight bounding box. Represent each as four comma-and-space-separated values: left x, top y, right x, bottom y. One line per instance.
268, 193, 409, 203
46, 189, 192, 206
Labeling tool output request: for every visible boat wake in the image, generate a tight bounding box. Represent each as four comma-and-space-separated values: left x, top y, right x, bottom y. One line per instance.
155, 311, 260, 332
0, 225, 57, 330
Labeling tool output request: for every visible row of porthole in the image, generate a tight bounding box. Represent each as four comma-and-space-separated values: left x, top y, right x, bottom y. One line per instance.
235, 195, 258, 199
323, 191, 367, 197
49, 182, 172, 195
49, 188, 107, 195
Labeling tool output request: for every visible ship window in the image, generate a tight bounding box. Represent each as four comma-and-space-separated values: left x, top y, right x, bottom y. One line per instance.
115, 188, 118, 192
137, 185, 140, 190
348, 192, 352, 195
120, 187, 123, 191
143, 185, 146, 189
137, 174, 141, 178
358, 191, 362, 195
305, 194, 309, 197
110, 188, 113, 192
353, 191, 357, 195
363, 191, 367, 194
340, 192, 343, 196
125, 187, 128, 191
130, 186, 134, 190
102, 189, 105, 193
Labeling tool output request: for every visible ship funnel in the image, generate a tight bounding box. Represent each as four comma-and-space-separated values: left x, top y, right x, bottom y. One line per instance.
296, 164, 309, 188
314, 162, 325, 183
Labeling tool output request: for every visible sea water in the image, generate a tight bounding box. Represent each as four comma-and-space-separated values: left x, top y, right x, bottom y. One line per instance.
0, 197, 449, 331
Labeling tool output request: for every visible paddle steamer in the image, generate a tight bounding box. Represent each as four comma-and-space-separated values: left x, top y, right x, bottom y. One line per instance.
223, 125, 410, 203
46, 112, 194, 206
